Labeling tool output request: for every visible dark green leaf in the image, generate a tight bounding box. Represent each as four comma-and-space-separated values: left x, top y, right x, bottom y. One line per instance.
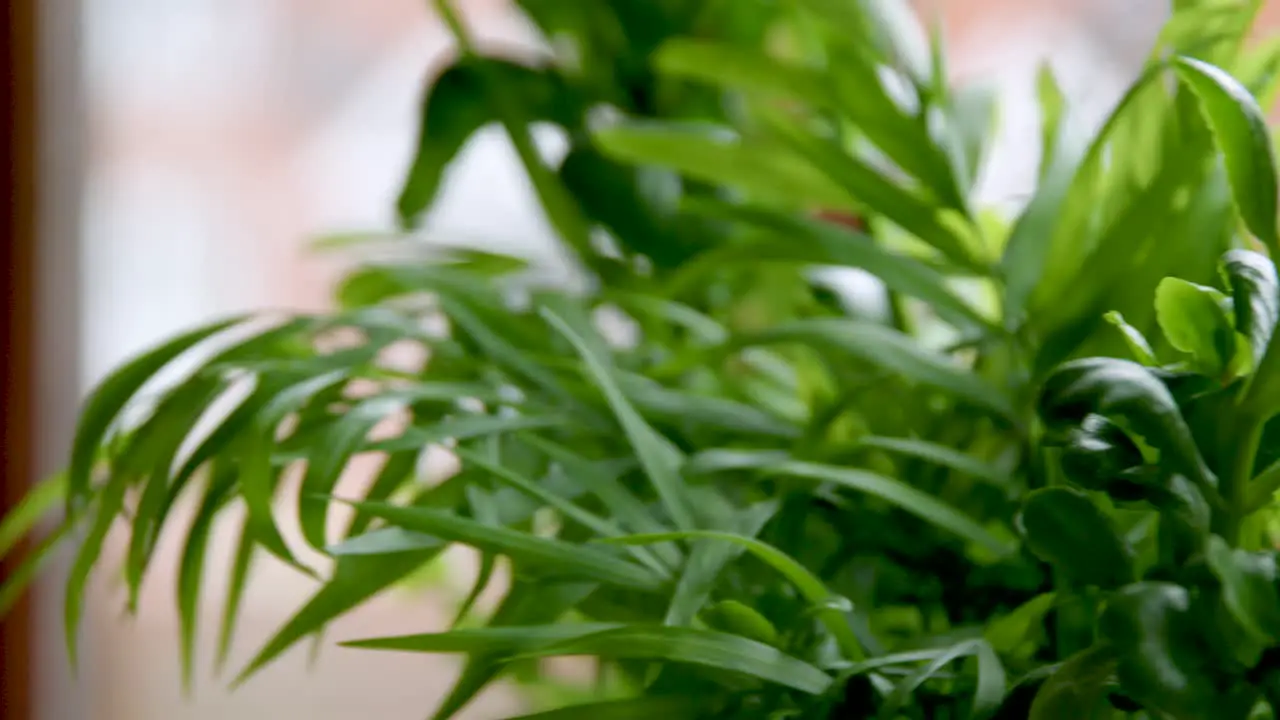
342, 623, 622, 654
502, 696, 707, 720
1039, 358, 1219, 501
1104, 312, 1158, 366
1154, 277, 1238, 375
1019, 488, 1134, 588
1028, 644, 1118, 720
1204, 535, 1280, 643
1174, 56, 1279, 252
1221, 248, 1279, 367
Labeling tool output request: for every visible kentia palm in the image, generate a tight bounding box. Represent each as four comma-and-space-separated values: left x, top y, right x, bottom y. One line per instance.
5, 0, 1280, 717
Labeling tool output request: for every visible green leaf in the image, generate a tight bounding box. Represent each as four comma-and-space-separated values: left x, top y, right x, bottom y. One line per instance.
540, 306, 696, 530
702, 600, 778, 646
653, 39, 830, 109
1039, 358, 1219, 502
603, 527, 862, 660
659, 502, 775, 628
330, 502, 664, 591
1018, 488, 1134, 588
1028, 644, 1118, 720
1174, 56, 1279, 252
1104, 312, 1158, 366
1221, 249, 1279, 367
743, 455, 1012, 555
693, 203, 992, 330
857, 436, 1012, 491
397, 57, 584, 227
0, 520, 74, 619
342, 623, 623, 654
518, 625, 833, 695
0, 473, 65, 562
67, 316, 242, 508
592, 123, 852, 210
1204, 535, 1280, 644
733, 319, 1016, 421
1099, 582, 1217, 716
879, 639, 1005, 719
1154, 277, 1238, 375
216, 514, 257, 671
502, 696, 707, 720
176, 461, 237, 690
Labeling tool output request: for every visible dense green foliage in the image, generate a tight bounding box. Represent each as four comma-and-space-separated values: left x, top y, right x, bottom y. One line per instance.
8, 0, 1280, 717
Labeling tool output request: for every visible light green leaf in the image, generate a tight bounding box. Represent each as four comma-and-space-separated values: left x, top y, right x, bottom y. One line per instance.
502, 696, 707, 720
733, 319, 1016, 421
518, 626, 833, 695
1174, 56, 1280, 252
0, 473, 66, 562
603, 528, 863, 661
1154, 277, 1237, 375
661, 502, 776, 629
330, 501, 664, 591
1104, 312, 1158, 366
540, 306, 696, 530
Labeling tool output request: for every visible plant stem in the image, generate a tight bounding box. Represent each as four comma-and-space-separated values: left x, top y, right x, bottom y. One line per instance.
1221, 413, 1265, 547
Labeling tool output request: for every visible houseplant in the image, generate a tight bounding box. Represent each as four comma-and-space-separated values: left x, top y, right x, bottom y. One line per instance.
5, 0, 1280, 717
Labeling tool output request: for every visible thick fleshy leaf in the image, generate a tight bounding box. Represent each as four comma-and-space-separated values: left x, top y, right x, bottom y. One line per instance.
1099, 582, 1217, 716
1028, 644, 1118, 720
1154, 277, 1237, 375
1204, 535, 1280, 644
1220, 248, 1279, 367
1174, 57, 1279, 252
1018, 488, 1134, 588
733, 319, 1016, 421
517, 626, 833, 695
1039, 358, 1218, 500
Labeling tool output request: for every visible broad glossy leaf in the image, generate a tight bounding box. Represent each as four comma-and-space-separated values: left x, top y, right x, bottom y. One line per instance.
1154, 277, 1237, 375
733, 319, 1016, 421
541, 306, 696, 530
1039, 358, 1218, 500
1099, 582, 1217, 716
1055, 414, 1148, 498
1174, 57, 1279, 252
1018, 488, 1134, 588
1221, 248, 1279, 367
1204, 535, 1280, 643
519, 625, 833, 695
1028, 644, 1118, 720
331, 501, 664, 591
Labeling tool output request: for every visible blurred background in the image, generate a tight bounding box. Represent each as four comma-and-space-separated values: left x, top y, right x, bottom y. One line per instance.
2, 1, 1277, 718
